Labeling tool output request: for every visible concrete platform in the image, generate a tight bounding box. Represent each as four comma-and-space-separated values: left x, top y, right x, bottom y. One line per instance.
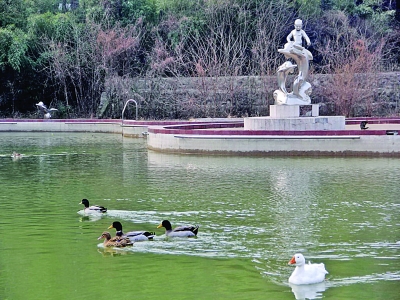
245, 104, 345, 131
244, 116, 345, 131
270, 104, 320, 118
145, 118, 400, 156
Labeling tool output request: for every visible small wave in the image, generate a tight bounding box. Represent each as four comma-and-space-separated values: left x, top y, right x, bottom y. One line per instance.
328, 271, 400, 286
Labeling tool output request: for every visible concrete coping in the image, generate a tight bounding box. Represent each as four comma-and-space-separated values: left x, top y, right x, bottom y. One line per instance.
174, 135, 361, 140
64, 121, 121, 125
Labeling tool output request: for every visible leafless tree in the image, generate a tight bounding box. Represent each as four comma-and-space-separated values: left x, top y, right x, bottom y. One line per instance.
314, 11, 386, 117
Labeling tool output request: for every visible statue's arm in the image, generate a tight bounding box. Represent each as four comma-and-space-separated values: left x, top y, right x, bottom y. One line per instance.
286, 31, 293, 42
302, 30, 311, 46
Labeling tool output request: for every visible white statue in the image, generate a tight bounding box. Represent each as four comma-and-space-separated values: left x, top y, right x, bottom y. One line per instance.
274, 19, 313, 105
286, 19, 311, 48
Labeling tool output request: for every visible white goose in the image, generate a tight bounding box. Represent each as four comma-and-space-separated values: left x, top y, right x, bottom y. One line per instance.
288, 253, 328, 285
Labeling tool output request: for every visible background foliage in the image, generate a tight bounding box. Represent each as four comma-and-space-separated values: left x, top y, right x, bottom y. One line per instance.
0, 0, 398, 118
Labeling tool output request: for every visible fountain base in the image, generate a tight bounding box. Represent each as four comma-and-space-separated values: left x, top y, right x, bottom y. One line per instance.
244, 105, 345, 131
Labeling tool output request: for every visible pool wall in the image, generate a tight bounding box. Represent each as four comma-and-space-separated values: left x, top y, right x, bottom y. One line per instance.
1, 118, 399, 156
0, 119, 179, 138
147, 130, 399, 156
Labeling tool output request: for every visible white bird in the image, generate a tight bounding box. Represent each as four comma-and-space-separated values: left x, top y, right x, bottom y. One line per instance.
36, 101, 58, 119
288, 253, 328, 285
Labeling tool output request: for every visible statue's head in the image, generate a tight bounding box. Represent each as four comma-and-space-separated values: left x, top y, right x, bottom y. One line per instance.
294, 19, 303, 30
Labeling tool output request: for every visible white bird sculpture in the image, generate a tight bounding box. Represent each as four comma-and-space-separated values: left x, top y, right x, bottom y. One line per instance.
36, 101, 58, 119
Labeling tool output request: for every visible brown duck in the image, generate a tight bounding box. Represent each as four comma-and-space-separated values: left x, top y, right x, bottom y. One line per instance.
97, 232, 133, 247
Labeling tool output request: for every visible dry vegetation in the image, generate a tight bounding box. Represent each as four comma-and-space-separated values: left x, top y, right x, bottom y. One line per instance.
0, 0, 399, 118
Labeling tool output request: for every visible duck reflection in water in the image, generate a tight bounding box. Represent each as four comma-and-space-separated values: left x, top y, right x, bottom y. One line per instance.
97, 247, 130, 257
79, 215, 103, 222
289, 282, 327, 300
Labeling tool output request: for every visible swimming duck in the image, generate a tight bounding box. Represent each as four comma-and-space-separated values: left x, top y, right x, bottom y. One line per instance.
157, 220, 199, 237
288, 253, 328, 285
97, 232, 133, 247
108, 221, 155, 242
11, 152, 23, 160
79, 198, 107, 213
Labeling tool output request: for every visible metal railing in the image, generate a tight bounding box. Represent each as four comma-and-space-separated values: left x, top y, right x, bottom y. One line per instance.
122, 99, 138, 124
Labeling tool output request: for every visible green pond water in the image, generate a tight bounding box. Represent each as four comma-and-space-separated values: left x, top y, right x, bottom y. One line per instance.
0, 132, 399, 300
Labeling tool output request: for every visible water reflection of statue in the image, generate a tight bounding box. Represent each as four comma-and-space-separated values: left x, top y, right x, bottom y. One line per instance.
274, 19, 313, 105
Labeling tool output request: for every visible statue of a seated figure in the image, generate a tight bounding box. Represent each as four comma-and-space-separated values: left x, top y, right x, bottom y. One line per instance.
274, 19, 313, 105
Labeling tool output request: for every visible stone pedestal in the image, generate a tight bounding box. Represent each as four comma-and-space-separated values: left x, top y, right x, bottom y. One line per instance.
244, 104, 345, 131
270, 104, 319, 118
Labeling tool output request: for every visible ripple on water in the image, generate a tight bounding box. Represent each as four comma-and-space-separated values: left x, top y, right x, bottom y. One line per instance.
88, 206, 400, 293
328, 271, 400, 286
83, 209, 264, 259
81, 209, 400, 262
3, 132, 400, 300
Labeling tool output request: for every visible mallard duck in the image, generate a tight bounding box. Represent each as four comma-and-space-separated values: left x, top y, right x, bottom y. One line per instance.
157, 220, 199, 237
288, 253, 328, 285
360, 121, 369, 130
97, 232, 133, 247
79, 198, 107, 213
108, 221, 155, 242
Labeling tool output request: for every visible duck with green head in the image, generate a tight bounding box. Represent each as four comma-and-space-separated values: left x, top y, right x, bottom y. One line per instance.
157, 220, 199, 237
108, 221, 155, 242
79, 198, 107, 214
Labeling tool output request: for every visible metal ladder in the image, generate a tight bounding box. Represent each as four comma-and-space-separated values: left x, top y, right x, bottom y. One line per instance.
122, 99, 138, 123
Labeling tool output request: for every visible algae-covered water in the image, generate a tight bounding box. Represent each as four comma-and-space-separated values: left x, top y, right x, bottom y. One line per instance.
0, 132, 399, 300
